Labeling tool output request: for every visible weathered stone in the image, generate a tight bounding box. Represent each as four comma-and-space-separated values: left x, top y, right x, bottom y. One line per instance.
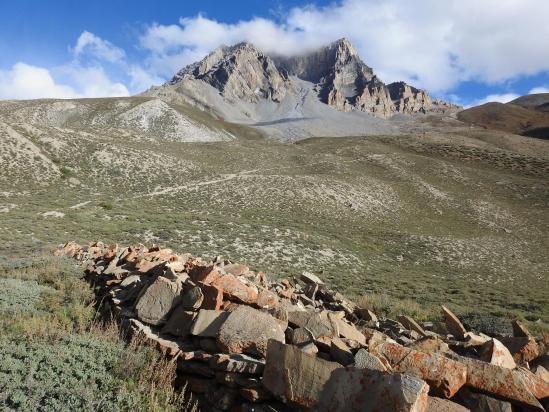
212, 274, 258, 304
300, 271, 324, 285
426, 397, 470, 412
215, 372, 260, 388
398, 315, 427, 336
329, 337, 354, 366
262, 340, 342, 409
287, 311, 338, 340
479, 339, 516, 369
409, 336, 450, 354
209, 353, 265, 375
299, 342, 319, 356
442, 306, 467, 340
463, 331, 491, 347
534, 365, 549, 384
127, 318, 192, 356
190, 310, 229, 337
199, 283, 223, 310
499, 336, 539, 364
217, 305, 285, 357
329, 314, 366, 345
256, 288, 279, 309
353, 348, 389, 372
512, 320, 532, 338
459, 389, 513, 412
355, 308, 378, 322
446, 353, 547, 410
190, 265, 221, 284
222, 263, 249, 276
291, 328, 314, 345
372, 341, 467, 398
180, 286, 204, 310
161, 307, 196, 337
316, 367, 430, 412
135, 276, 182, 325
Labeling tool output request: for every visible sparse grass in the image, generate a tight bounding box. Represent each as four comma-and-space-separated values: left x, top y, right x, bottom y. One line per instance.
0, 256, 196, 411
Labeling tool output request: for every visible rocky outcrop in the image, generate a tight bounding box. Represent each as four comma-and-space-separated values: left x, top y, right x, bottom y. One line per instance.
167, 38, 459, 118
54, 241, 549, 412
170, 42, 290, 103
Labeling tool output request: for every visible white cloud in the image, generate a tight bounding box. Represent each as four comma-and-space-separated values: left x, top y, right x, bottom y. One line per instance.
139, 0, 549, 92
73, 31, 125, 62
529, 86, 549, 94
0, 63, 77, 100
0, 62, 129, 100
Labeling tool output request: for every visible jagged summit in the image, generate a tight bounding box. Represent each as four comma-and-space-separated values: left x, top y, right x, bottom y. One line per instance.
165, 39, 457, 120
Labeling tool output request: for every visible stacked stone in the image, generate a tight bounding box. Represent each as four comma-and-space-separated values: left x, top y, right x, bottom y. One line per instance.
55, 241, 549, 412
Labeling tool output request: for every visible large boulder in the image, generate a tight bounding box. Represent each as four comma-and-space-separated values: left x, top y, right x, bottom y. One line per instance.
135, 276, 183, 325
317, 368, 430, 412
217, 306, 285, 357
372, 341, 467, 398
262, 340, 342, 409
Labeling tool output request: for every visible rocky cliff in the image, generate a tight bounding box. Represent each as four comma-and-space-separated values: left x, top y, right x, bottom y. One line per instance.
167, 38, 457, 119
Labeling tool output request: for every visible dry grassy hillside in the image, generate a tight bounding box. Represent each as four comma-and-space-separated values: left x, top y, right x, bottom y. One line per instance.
0, 97, 548, 332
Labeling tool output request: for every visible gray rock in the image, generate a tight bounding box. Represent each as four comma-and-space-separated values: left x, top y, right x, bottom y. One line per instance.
180, 286, 204, 310
190, 310, 230, 337
317, 368, 429, 412
209, 353, 265, 375
135, 276, 182, 326
353, 349, 389, 372
161, 307, 196, 337
262, 340, 342, 409
287, 311, 338, 340
217, 305, 285, 357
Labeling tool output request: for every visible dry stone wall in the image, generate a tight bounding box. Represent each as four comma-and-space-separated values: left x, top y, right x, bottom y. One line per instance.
54, 241, 549, 412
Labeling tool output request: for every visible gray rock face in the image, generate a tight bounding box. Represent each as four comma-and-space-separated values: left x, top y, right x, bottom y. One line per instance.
170, 42, 290, 103
167, 38, 457, 119
135, 276, 182, 325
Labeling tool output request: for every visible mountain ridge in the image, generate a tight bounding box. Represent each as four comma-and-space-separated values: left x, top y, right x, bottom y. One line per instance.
164, 38, 458, 120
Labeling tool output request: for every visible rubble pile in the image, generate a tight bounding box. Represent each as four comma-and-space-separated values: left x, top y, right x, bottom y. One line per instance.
54, 241, 549, 412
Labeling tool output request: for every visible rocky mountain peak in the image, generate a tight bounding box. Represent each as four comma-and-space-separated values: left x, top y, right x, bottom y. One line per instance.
167, 39, 458, 118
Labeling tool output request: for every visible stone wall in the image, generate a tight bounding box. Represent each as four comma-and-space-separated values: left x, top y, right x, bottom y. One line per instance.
54, 241, 549, 411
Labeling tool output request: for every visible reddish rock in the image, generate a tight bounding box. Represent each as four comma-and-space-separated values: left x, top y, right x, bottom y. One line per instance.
499, 336, 540, 364
479, 339, 516, 369
512, 320, 532, 338
212, 274, 258, 304
239, 387, 272, 403
256, 288, 279, 309
190, 265, 222, 284
398, 315, 427, 337
222, 263, 249, 276
446, 353, 547, 410
372, 341, 467, 398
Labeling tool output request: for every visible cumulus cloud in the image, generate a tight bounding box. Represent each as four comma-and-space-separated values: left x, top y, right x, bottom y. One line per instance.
139, 0, 549, 92
72, 31, 126, 62
0, 63, 77, 100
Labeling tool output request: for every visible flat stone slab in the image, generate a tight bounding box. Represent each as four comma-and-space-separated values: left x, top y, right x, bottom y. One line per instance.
190, 310, 230, 337
353, 348, 389, 372
262, 340, 342, 409
209, 353, 265, 375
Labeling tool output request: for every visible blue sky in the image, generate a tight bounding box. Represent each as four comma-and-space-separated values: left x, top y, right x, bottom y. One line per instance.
1, 0, 548, 105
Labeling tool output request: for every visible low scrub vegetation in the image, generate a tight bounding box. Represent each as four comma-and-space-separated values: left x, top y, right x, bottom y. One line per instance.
0, 256, 196, 411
